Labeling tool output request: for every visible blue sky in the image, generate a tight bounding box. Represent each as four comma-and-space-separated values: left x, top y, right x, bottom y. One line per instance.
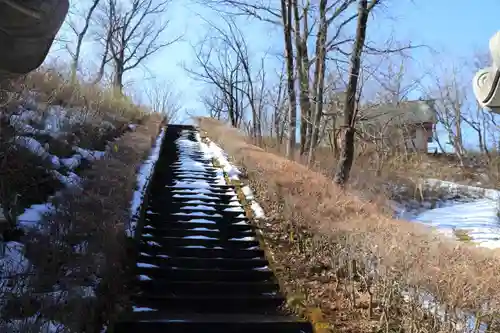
49, 0, 500, 150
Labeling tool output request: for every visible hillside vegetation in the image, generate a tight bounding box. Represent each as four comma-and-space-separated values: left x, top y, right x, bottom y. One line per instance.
199, 117, 500, 332
0, 66, 165, 332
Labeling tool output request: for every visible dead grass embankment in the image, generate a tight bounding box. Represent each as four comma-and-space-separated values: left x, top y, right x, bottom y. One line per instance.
3, 66, 146, 123
2, 112, 164, 332
198, 117, 500, 332
259, 136, 500, 201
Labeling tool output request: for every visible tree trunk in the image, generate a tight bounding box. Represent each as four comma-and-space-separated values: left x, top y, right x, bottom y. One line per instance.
333, 0, 372, 185
113, 59, 124, 95
70, 0, 100, 83
292, 0, 311, 156
306, 0, 327, 166
281, 0, 297, 160
92, 35, 110, 85
302, 4, 312, 152
453, 103, 466, 166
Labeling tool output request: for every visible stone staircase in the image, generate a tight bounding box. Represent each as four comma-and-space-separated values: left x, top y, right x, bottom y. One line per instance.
112, 124, 313, 333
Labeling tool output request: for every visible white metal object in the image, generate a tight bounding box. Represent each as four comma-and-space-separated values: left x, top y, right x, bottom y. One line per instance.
473, 31, 500, 113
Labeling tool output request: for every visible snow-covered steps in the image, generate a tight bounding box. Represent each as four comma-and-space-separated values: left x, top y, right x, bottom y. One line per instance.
112, 125, 312, 333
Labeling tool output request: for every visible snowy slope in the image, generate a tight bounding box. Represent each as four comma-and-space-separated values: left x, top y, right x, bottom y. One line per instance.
397, 179, 500, 249
412, 199, 500, 248
0, 96, 145, 332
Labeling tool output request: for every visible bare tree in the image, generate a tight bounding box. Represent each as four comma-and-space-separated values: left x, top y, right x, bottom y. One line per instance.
292, 0, 312, 156
186, 31, 245, 127
92, 19, 113, 85
426, 65, 467, 165
199, 0, 362, 161
63, 0, 102, 83
145, 79, 182, 122
97, 0, 181, 94
333, 0, 379, 185
266, 66, 288, 147
186, 17, 267, 140
306, 0, 328, 165
280, 0, 298, 159
200, 89, 225, 120
200, 0, 421, 174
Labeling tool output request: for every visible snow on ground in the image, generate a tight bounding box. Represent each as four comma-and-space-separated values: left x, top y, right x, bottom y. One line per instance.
8, 105, 116, 189
396, 179, 500, 249
413, 199, 500, 248
391, 179, 500, 330
380, 179, 499, 330
2, 102, 134, 230
0, 101, 144, 332
127, 127, 165, 237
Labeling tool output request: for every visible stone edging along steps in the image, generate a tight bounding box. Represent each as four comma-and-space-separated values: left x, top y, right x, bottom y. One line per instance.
110, 124, 314, 333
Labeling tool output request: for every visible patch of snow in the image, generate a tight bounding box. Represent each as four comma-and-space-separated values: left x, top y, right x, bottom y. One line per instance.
183, 235, 217, 240
13, 136, 61, 169
250, 201, 266, 220
137, 262, 159, 268
253, 266, 270, 271
127, 127, 165, 237
50, 170, 81, 188
412, 199, 500, 248
170, 181, 213, 188
241, 186, 254, 200
200, 137, 241, 180
186, 200, 215, 205
133, 306, 157, 312
173, 188, 216, 194
397, 179, 500, 249
424, 178, 500, 201
224, 206, 244, 212
74, 147, 106, 162
181, 205, 216, 211
173, 212, 222, 217
188, 218, 216, 224
230, 236, 255, 241
233, 221, 249, 225
60, 154, 81, 170
173, 193, 217, 199
18, 202, 54, 228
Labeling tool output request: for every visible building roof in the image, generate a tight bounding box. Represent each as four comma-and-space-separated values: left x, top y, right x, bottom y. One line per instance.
358, 100, 437, 126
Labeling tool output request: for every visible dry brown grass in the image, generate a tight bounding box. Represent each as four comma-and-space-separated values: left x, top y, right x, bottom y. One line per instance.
199, 117, 500, 332
1, 113, 164, 332
20, 67, 145, 122
259, 135, 500, 205
0, 66, 153, 244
